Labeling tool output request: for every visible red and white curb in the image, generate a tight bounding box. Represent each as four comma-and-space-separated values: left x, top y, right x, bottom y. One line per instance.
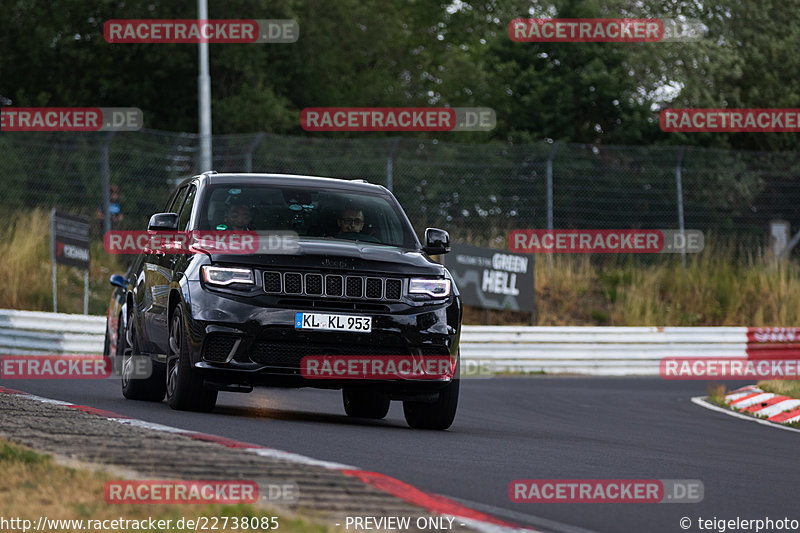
723, 385, 800, 423
692, 385, 800, 433
0, 386, 536, 533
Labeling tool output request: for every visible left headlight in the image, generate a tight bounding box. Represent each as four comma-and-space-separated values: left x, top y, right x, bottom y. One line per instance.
409, 278, 451, 298
202, 266, 254, 286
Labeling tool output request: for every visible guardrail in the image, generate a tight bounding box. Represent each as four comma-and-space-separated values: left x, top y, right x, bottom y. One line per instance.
0, 309, 106, 355
0, 309, 794, 375
461, 326, 749, 375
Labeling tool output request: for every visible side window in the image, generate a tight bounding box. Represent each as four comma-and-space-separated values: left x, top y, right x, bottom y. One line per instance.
166, 186, 188, 214
177, 186, 197, 230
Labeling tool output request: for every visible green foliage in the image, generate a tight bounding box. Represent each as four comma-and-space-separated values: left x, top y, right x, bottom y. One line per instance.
0, 442, 51, 465
0, 0, 797, 149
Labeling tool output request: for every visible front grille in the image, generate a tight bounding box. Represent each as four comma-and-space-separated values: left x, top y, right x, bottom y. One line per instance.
251, 341, 411, 367
305, 274, 323, 295
202, 335, 239, 362
264, 271, 402, 301
346, 276, 362, 298
385, 279, 402, 299
325, 275, 343, 296
277, 299, 390, 312
264, 272, 281, 293
366, 278, 382, 299
284, 273, 302, 294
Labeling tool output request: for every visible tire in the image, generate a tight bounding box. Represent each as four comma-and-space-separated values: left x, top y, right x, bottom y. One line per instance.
166, 306, 217, 412
121, 314, 166, 402
342, 388, 390, 419
103, 324, 111, 356
402, 357, 460, 430
115, 315, 127, 357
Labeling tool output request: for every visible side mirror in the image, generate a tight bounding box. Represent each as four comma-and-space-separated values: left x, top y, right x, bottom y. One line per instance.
422, 228, 451, 255
148, 212, 179, 231
109, 274, 127, 288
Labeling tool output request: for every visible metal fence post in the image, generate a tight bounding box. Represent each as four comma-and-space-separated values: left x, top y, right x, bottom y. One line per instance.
386, 138, 401, 192
545, 142, 560, 267
50, 208, 57, 313
244, 132, 265, 172
546, 141, 559, 231
675, 147, 686, 269
101, 132, 114, 235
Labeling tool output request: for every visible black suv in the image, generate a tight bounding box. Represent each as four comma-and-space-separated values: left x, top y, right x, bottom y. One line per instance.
114, 172, 462, 429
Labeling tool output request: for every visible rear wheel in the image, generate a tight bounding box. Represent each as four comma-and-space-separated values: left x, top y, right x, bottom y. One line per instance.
121, 314, 166, 402
103, 324, 111, 356
166, 306, 217, 412
342, 388, 390, 419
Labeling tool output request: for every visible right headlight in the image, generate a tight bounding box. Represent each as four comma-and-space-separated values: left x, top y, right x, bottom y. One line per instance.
409, 278, 451, 298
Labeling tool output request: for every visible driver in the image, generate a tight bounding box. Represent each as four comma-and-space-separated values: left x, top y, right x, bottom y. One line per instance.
224, 200, 253, 231
335, 208, 379, 243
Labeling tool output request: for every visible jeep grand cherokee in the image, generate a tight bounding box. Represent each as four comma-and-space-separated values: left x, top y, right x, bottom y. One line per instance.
114, 172, 462, 430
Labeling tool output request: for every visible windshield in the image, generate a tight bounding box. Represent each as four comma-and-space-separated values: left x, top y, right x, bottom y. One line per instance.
198, 184, 418, 249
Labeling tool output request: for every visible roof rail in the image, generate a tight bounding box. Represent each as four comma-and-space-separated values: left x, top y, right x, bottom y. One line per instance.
202, 170, 218, 176
350, 179, 369, 183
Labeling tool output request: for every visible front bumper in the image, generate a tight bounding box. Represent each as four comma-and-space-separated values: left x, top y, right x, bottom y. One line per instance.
182, 280, 461, 391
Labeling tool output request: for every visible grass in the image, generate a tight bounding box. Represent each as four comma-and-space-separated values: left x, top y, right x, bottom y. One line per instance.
757, 380, 800, 399
5, 209, 800, 326
0, 439, 331, 533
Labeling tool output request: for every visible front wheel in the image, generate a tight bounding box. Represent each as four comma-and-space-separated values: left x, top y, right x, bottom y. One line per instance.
403, 355, 460, 430
343, 388, 390, 419
402, 379, 459, 430
166, 306, 217, 412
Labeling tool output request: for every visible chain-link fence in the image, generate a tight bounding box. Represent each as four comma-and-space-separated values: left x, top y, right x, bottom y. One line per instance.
2, 129, 800, 255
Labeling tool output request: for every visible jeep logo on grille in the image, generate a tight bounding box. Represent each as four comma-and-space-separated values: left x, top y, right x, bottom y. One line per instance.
321, 258, 350, 269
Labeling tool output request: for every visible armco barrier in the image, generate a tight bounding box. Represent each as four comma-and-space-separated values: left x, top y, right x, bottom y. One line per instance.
0, 309, 106, 355
460, 326, 748, 375
0, 309, 795, 375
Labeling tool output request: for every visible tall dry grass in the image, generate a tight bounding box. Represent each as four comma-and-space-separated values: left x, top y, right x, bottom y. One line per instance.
0, 209, 123, 314
0, 209, 52, 310
528, 239, 800, 326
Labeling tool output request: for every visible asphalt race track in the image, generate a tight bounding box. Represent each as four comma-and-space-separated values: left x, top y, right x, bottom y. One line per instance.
1, 376, 796, 533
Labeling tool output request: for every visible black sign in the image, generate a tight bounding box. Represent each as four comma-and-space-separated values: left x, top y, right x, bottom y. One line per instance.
51, 211, 90, 269
444, 244, 534, 312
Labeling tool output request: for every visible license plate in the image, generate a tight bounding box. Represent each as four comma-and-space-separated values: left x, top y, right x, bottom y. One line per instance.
295, 312, 372, 333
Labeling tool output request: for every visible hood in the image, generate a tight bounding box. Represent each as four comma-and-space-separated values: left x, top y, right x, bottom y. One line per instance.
205, 239, 445, 276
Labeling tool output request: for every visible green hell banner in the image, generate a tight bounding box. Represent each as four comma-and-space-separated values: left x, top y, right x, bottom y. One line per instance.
443, 243, 534, 312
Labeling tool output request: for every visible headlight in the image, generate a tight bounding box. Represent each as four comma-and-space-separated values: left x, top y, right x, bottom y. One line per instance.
409, 278, 451, 298
202, 266, 254, 286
